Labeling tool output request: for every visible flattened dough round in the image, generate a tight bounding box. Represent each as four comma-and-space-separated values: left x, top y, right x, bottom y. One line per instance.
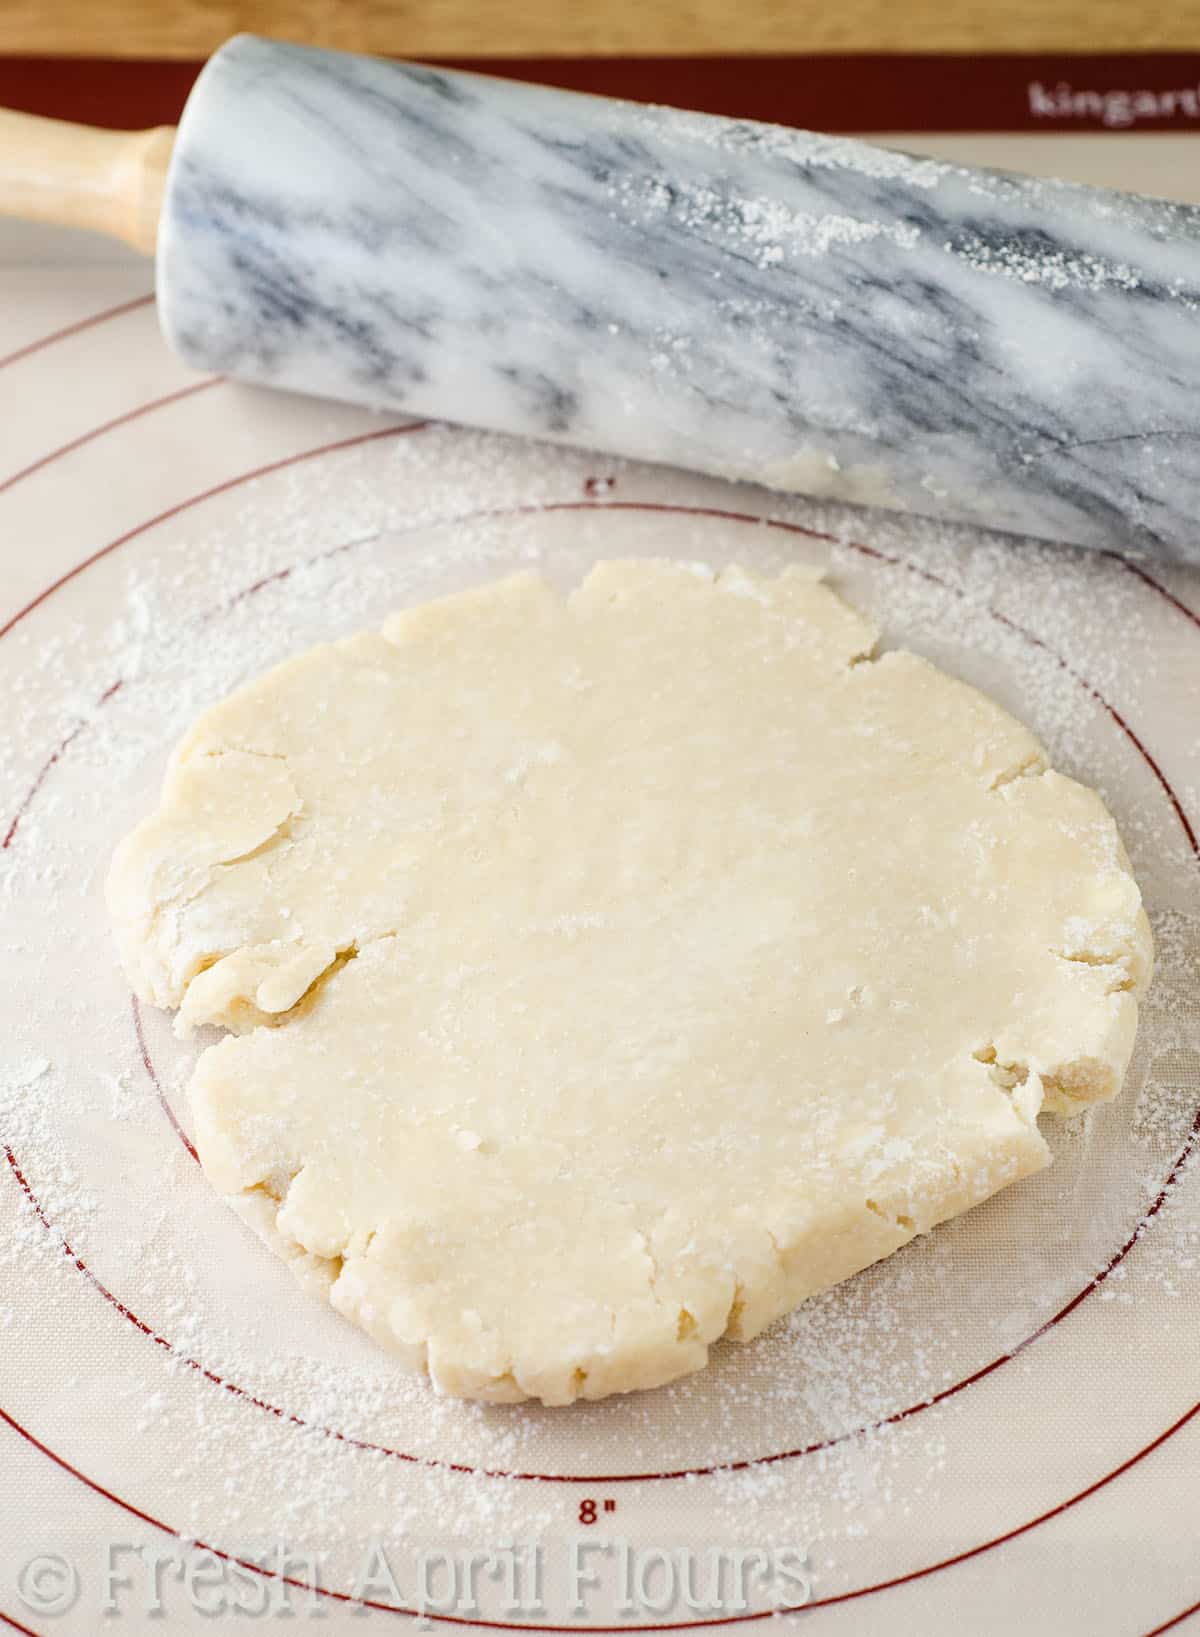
108, 561, 1152, 1404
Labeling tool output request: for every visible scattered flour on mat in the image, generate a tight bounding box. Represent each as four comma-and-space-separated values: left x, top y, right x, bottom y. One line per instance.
1, 423, 1198, 1597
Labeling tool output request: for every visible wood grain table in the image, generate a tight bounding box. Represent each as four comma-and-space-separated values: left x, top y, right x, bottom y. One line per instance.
2, 0, 1198, 60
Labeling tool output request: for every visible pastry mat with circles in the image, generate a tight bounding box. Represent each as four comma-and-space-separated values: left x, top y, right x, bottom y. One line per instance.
1, 161, 1199, 1637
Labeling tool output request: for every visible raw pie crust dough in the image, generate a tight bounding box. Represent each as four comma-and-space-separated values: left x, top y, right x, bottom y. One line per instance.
108, 561, 1153, 1405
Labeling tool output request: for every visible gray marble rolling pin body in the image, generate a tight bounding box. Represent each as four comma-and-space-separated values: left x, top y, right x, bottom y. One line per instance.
160, 35, 1200, 561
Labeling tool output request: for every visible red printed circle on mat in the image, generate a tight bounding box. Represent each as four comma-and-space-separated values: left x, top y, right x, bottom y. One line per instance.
3, 464, 1197, 1482
0, 303, 1197, 1627
0, 1389, 1197, 1628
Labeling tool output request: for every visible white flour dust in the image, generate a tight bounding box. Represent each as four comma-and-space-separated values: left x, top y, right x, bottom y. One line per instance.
0, 421, 1197, 1603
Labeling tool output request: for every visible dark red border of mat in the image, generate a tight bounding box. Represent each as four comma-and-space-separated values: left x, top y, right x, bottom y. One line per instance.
2, 52, 1200, 134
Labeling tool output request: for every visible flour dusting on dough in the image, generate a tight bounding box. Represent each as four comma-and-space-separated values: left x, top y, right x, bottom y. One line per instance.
107, 559, 1152, 1405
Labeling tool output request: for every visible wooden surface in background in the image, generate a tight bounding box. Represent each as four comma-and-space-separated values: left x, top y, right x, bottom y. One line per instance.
2, 0, 1198, 59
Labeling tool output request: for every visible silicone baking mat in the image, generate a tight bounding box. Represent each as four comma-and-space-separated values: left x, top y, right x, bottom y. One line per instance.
1, 135, 1199, 1635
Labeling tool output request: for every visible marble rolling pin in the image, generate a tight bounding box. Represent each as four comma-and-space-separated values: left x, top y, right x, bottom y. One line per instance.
5, 35, 1200, 560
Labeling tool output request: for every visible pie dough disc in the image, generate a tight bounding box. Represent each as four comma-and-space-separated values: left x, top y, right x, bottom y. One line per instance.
107, 561, 1152, 1405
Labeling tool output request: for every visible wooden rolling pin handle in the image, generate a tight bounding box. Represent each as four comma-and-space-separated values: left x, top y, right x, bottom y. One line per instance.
0, 108, 175, 255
